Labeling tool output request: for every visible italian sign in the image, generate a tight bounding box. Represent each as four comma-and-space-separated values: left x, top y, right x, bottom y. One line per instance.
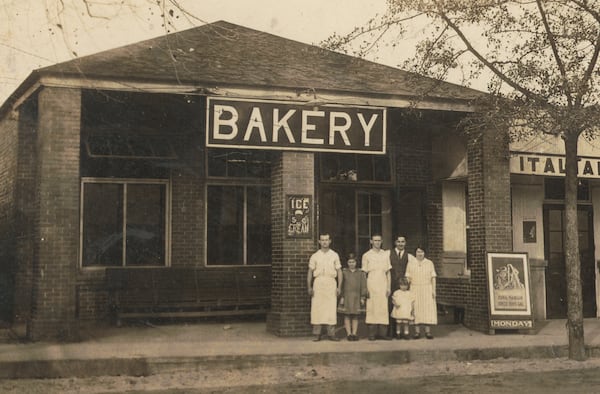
510, 153, 600, 178
206, 97, 386, 154
286, 195, 312, 238
486, 252, 533, 331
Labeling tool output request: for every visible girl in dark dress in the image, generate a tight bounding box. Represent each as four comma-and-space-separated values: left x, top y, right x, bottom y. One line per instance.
338, 253, 367, 341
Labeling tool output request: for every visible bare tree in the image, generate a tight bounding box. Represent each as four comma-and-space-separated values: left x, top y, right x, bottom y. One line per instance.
324, 0, 600, 361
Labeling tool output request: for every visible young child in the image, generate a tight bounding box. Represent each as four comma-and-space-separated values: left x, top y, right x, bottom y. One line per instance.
390, 277, 415, 339
338, 253, 367, 341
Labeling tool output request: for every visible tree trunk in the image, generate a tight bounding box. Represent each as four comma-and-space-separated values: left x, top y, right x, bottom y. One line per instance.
563, 132, 586, 361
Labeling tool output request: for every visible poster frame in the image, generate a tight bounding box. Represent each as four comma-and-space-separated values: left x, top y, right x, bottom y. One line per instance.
486, 252, 534, 330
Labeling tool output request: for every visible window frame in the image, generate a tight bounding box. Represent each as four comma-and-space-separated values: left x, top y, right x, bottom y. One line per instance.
205, 148, 272, 267
441, 180, 470, 276
204, 181, 272, 267
79, 177, 172, 269
318, 152, 394, 185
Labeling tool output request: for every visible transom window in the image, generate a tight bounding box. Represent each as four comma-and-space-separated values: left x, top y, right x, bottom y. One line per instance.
320, 153, 391, 183
81, 179, 169, 267
207, 149, 271, 178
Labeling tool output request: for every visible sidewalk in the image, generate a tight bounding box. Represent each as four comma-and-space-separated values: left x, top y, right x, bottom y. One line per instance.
1, 318, 600, 379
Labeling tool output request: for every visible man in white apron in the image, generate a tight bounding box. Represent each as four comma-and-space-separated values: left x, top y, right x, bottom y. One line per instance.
362, 234, 392, 340
307, 233, 343, 341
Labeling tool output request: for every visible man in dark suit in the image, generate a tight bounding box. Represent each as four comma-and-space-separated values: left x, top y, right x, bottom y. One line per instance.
389, 235, 411, 338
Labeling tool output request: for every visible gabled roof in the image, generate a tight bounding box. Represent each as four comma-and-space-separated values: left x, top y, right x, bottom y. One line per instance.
3, 20, 486, 115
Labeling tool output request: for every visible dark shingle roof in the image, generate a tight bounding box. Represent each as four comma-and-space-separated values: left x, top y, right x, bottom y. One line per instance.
36, 21, 484, 102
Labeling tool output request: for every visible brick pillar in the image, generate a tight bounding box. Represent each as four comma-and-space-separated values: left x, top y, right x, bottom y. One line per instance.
13, 99, 37, 322
27, 87, 81, 341
267, 152, 315, 336
464, 128, 512, 332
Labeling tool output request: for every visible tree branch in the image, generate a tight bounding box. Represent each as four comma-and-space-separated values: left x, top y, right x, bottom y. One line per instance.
434, 3, 544, 103
535, 0, 574, 107
575, 31, 600, 107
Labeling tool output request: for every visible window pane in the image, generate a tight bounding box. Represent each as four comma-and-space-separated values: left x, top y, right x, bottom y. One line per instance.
126, 184, 166, 266
207, 149, 271, 178
371, 216, 382, 236
321, 155, 339, 180
356, 155, 373, 181
370, 194, 382, 214
207, 185, 244, 265
82, 183, 123, 266
247, 186, 271, 264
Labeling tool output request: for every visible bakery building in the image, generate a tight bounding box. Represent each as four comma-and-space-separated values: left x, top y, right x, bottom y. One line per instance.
0, 21, 595, 340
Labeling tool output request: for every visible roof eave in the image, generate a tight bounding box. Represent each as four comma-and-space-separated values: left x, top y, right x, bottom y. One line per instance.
35, 71, 483, 113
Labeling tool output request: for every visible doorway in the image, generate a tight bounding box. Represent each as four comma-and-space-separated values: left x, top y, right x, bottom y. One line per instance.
319, 188, 392, 261
543, 205, 597, 318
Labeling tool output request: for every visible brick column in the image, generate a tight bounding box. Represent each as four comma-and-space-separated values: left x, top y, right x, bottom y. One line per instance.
27, 87, 81, 341
13, 99, 38, 322
267, 152, 315, 336
464, 128, 512, 332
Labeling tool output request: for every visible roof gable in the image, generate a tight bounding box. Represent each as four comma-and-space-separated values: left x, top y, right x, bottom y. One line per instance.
38, 21, 483, 102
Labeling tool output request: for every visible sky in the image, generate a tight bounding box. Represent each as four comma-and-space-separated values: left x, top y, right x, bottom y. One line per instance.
0, 0, 423, 104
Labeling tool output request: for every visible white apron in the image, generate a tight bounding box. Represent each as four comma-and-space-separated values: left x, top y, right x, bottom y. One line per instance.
365, 268, 389, 324
311, 276, 338, 325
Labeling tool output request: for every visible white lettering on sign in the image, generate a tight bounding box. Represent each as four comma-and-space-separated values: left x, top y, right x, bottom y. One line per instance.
510, 153, 600, 179
207, 97, 386, 154
490, 319, 533, 329
301, 110, 325, 145
329, 112, 351, 146
272, 109, 296, 143
243, 107, 267, 142
213, 105, 238, 140
357, 113, 378, 147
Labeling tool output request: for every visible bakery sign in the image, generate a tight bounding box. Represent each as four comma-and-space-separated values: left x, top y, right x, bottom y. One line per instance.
206, 97, 386, 154
510, 153, 600, 178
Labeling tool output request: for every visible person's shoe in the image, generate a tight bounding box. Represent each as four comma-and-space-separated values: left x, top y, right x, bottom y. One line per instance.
328, 335, 340, 341
396, 333, 404, 340
312, 335, 322, 342
413, 333, 421, 339
403, 332, 410, 340
368, 336, 376, 341
378, 335, 393, 341
353, 335, 360, 341
347, 335, 353, 341
426, 332, 434, 339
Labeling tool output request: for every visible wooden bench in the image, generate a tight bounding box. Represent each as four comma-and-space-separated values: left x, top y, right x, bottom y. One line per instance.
105, 267, 271, 325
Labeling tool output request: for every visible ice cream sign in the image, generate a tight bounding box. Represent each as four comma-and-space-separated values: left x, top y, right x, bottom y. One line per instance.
206, 97, 386, 154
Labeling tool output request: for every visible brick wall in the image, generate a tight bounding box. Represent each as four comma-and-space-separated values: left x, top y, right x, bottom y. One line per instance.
170, 169, 204, 268
27, 87, 81, 341
464, 128, 512, 332
267, 152, 315, 336
0, 107, 18, 323
13, 98, 38, 322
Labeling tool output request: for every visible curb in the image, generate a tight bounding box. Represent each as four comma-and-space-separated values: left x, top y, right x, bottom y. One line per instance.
2, 344, 598, 379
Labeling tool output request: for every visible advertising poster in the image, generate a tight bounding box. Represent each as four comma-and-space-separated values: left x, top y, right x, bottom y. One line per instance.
286, 195, 312, 238
486, 252, 533, 329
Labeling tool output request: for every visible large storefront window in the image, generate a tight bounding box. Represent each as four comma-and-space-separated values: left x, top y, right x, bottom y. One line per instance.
206, 149, 272, 266
81, 180, 168, 267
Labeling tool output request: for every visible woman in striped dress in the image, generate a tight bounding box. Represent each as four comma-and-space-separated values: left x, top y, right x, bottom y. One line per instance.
405, 246, 437, 339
